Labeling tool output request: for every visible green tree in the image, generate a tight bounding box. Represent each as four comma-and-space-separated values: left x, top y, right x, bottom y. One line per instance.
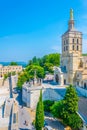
17, 71, 29, 89
35, 90, 44, 130
51, 85, 82, 129
26, 65, 45, 79
43, 100, 54, 112
42, 53, 60, 66
44, 63, 53, 74
64, 84, 79, 113
10, 62, 18, 66
4, 74, 8, 80
64, 114, 82, 130
51, 100, 64, 118
11, 71, 16, 76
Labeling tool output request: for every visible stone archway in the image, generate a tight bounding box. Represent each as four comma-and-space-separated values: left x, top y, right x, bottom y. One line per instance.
55, 74, 59, 84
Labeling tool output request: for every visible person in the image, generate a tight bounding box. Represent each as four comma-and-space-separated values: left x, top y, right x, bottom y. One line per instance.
24, 120, 26, 125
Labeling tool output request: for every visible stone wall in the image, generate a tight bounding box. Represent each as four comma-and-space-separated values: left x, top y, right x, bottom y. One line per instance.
22, 86, 63, 109
0, 75, 18, 88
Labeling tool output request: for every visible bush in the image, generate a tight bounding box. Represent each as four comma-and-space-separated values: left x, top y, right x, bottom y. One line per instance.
43, 100, 54, 112
64, 113, 82, 130
51, 100, 64, 118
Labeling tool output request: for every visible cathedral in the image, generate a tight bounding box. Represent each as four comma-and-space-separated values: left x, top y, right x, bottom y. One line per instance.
54, 9, 87, 88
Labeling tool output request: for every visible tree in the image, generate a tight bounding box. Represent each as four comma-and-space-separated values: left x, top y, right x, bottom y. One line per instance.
42, 53, 60, 66
17, 71, 29, 89
51, 85, 82, 129
35, 90, 44, 130
51, 100, 64, 118
26, 65, 45, 79
64, 84, 79, 113
64, 114, 82, 130
10, 62, 18, 66
43, 100, 54, 112
44, 63, 53, 74
11, 71, 16, 76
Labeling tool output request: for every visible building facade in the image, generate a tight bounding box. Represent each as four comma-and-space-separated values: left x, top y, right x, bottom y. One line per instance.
0, 98, 18, 130
54, 9, 87, 88
0, 64, 22, 77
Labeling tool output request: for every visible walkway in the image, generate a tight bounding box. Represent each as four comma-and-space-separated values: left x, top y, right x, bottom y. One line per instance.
18, 106, 33, 130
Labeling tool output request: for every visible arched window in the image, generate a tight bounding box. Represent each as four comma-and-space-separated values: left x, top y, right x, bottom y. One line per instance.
77, 39, 79, 44
66, 39, 68, 44
66, 46, 68, 50
77, 46, 79, 50
73, 39, 74, 43
73, 45, 74, 50
64, 47, 65, 51
64, 40, 65, 45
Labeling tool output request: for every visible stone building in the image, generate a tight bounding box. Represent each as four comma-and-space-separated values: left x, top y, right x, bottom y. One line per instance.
54, 9, 87, 88
0, 98, 18, 130
0, 64, 22, 77
22, 78, 63, 109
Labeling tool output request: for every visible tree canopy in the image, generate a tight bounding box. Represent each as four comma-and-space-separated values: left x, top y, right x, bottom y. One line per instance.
17, 53, 60, 89
51, 85, 82, 129
10, 62, 18, 66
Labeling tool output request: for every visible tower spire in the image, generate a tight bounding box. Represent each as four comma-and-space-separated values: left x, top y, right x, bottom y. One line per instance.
68, 9, 74, 30
70, 8, 74, 20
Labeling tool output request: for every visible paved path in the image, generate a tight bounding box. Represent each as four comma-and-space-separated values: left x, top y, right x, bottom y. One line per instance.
18, 106, 33, 130
45, 113, 64, 130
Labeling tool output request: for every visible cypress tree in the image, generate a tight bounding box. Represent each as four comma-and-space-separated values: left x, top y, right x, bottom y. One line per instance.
35, 89, 44, 130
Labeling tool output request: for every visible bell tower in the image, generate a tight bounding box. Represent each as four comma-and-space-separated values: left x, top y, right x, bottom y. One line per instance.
61, 9, 82, 84
62, 9, 82, 58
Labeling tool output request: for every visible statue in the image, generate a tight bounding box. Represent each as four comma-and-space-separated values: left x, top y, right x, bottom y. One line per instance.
34, 70, 37, 85
70, 9, 73, 20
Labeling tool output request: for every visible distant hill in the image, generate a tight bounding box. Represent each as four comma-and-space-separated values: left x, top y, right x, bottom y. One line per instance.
0, 62, 27, 67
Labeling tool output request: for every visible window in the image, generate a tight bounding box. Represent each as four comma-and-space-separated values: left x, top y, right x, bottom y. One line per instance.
73, 39, 74, 43
77, 46, 79, 50
64, 40, 65, 45
73, 45, 74, 50
64, 47, 65, 51
77, 39, 79, 44
66, 46, 68, 50
66, 39, 68, 44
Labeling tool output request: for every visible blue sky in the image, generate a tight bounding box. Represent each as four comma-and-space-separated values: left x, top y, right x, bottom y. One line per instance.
0, 0, 87, 61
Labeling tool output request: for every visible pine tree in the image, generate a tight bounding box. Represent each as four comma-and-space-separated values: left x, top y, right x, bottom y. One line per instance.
35, 89, 44, 130
64, 84, 79, 113
51, 85, 82, 129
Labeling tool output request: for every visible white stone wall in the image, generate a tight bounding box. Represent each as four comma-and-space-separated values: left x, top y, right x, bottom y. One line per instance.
22, 86, 63, 109
0, 75, 18, 88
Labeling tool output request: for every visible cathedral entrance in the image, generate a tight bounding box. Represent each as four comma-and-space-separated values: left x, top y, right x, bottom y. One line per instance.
55, 74, 59, 84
